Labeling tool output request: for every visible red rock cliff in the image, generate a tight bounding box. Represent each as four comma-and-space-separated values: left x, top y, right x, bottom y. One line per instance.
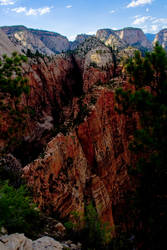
23, 83, 137, 226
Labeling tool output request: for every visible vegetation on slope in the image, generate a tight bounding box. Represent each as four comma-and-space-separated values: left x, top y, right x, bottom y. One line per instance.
115, 43, 167, 249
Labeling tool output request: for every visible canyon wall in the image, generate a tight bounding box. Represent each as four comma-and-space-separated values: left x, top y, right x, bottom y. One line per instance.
22, 54, 136, 227
0, 41, 137, 228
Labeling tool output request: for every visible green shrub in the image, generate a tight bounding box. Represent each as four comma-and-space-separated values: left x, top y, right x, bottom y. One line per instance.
0, 181, 39, 236
65, 202, 112, 250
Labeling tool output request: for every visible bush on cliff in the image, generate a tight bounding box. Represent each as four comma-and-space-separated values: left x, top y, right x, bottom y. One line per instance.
0, 181, 39, 236
65, 202, 112, 250
115, 43, 167, 249
0, 52, 30, 153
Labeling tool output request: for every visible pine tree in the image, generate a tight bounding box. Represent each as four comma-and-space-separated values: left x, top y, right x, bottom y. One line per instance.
0, 52, 30, 153
115, 43, 167, 249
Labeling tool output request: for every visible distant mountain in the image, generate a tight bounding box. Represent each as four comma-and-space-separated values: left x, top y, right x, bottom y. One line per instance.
153, 29, 167, 51
115, 27, 152, 50
96, 27, 152, 53
1, 25, 70, 55
1, 25, 167, 57
145, 33, 156, 42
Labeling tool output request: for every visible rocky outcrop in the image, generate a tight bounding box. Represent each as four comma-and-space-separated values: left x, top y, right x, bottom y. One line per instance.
0, 28, 20, 56
115, 27, 152, 50
0, 234, 32, 250
153, 29, 167, 50
70, 34, 91, 50
0, 234, 81, 250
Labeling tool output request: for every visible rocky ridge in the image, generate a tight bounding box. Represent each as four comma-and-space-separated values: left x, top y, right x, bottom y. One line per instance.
1, 25, 167, 57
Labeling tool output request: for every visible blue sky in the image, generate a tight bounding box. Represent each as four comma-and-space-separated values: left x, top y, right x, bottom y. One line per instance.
0, 0, 167, 40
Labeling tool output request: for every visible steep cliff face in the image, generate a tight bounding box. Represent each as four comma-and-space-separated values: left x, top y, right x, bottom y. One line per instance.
23, 86, 136, 226
154, 29, 167, 50
115, 27, 152, 50
21, 46, 136, 227
0, 36, 115, 165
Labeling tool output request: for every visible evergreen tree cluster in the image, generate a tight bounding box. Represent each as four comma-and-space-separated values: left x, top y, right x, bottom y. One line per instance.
115, 43, 167, 249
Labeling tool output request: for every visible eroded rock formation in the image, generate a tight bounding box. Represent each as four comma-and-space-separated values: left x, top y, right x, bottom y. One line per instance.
23, 80, 136, 227
0, 36, 137, 229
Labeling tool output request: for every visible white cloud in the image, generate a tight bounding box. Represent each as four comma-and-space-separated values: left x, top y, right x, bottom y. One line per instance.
109, 10, 115, 14
152, 18, 167, 24
127, 0, 153, 8
131, 14, 167, 33
11, 7, 26, 13
0, 0, 15, 5
133, 16, 151, 25
146, 8, 149, 12
66, 5, 72, 9
11, 6, 52, 16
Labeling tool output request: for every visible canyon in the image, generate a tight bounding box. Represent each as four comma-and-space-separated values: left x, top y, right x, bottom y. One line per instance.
0, 34, 138, 230
0, 25, 166, 249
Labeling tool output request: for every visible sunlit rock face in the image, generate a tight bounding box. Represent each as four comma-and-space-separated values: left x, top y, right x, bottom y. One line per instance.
1, 26, 70, 54
153, 29, 167, 50
115, 27, 152, 50
0, 28, 20, 56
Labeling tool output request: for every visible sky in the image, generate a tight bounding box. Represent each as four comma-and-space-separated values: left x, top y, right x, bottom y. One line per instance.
0, 0, 167, 40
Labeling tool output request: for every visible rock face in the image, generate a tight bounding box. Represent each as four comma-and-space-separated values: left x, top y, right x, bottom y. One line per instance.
0, 234, 81, 250
96, 29, 127, 51
96, 29, 116, 42
0, 234, 32, 250
153, 29, 167, 50
115, 27, 152, 50
70, 34, 91, 50
23, 84, 136, 226
30, 29, 70, 53
0, 28, 20, 56
1, 26, 70, 54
